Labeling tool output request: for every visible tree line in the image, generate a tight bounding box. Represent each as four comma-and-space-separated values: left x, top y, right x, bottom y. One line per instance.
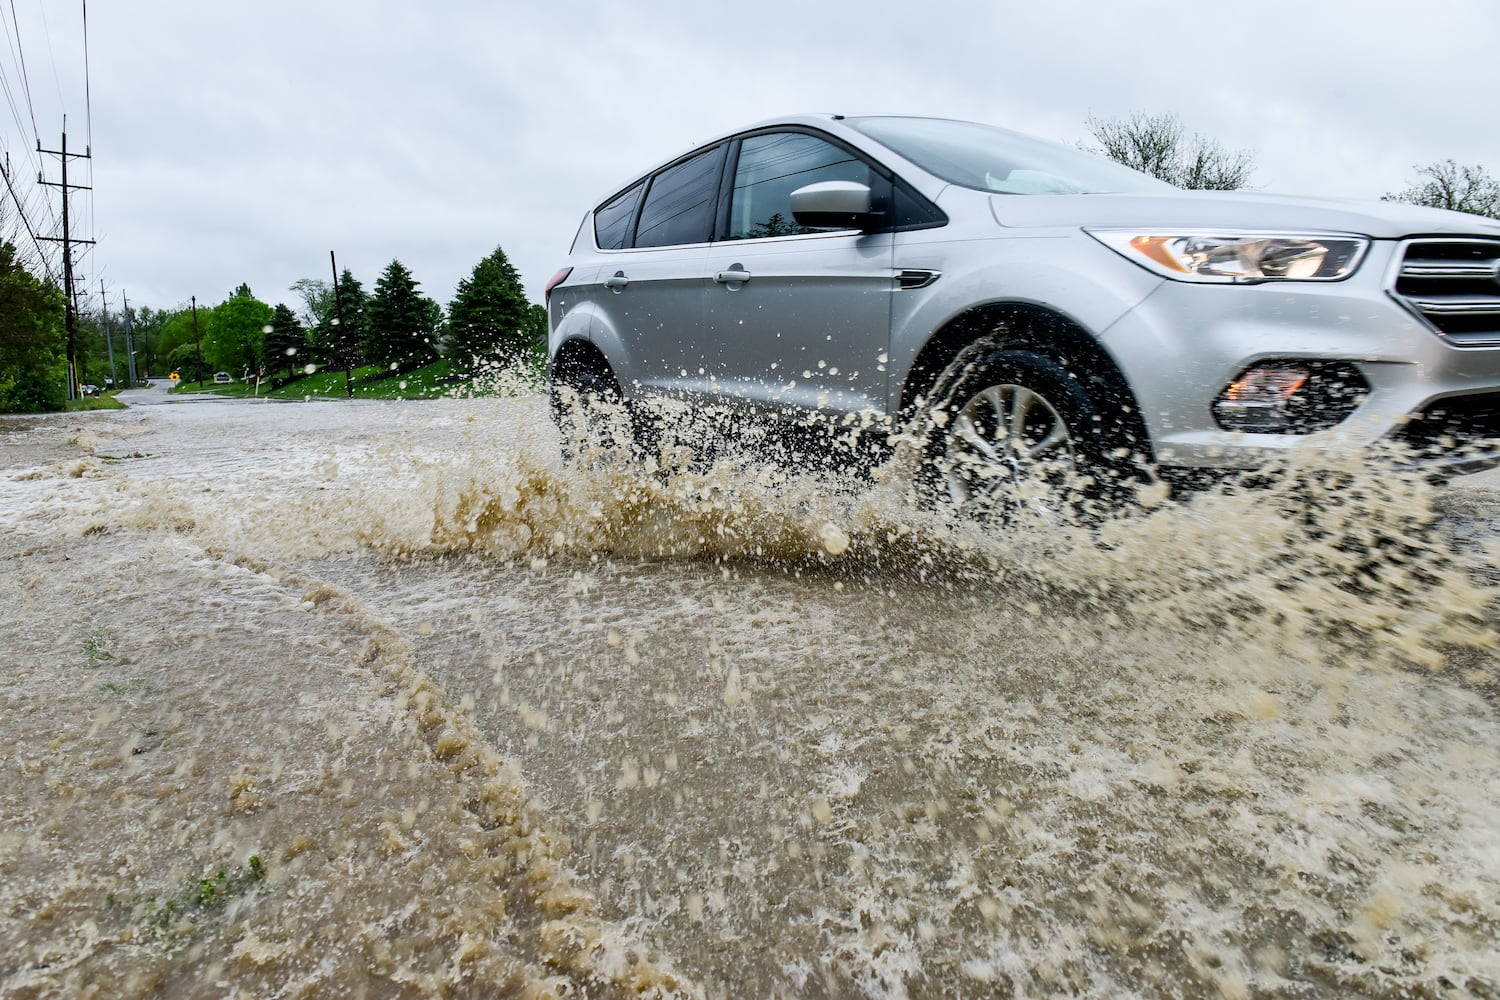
1, 243, 545, 411
149, 246, 546, 392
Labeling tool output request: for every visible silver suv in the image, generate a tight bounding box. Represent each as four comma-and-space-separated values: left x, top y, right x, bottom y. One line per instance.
547, 114, 1500, 499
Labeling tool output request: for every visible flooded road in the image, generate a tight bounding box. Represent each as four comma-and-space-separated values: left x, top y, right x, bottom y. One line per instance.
3, 383, 1499, 998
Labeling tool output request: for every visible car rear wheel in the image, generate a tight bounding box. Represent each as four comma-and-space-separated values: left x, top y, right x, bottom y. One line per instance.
550, 356, 645, 462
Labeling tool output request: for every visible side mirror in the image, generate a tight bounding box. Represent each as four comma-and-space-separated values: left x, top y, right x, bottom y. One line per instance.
790, 181, 879, 231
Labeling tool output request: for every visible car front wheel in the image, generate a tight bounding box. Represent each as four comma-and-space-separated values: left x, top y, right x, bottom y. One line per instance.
923, 349, 1119, 519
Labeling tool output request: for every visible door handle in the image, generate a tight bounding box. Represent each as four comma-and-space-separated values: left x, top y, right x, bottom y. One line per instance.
605, 271, 629, 291
714, 266, 752, 285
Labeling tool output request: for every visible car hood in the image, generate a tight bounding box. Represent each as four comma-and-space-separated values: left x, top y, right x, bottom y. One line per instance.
987, 190, 1500, 239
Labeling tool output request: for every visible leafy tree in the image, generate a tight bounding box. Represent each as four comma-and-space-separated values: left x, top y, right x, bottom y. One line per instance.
365, 259, 442, 373
127, 305, 169, 379
263, 303, 305, 378
158, 306, 207, 358
157, 303, 215, 385
0, 240, 66, 412
1085, 112, 1254, 190
1383, 160, 1500, 219
447, 245, 532, 370
290, 277, 336, 330
204, 284, 273, 376
164, 343, 211, 383
0, 198, 48, 282
70, 308, 108, 390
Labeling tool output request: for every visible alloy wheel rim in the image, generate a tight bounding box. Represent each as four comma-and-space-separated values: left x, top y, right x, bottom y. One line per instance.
941, 383, 1076, 508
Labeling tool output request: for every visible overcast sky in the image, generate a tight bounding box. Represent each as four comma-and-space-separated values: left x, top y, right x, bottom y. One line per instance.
4, 1, 1499, 316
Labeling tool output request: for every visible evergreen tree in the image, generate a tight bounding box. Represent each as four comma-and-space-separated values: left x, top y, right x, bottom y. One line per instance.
290, 277, 336, 364
366, 259, 441, 373
447, 245, 532, 370
321, 268, 367, 396
264, 303, 305, 378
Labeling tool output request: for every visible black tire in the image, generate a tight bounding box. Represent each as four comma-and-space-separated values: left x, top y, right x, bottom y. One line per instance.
920, 348, 1128, 518
549, 355, 658, 462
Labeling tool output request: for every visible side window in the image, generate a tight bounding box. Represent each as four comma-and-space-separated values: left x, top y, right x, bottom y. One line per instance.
594, 181, 643, 251
634, 146, 724, 248
727, 133, 873, 240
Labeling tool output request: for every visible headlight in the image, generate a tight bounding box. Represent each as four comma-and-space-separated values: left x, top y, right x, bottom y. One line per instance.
1087, 230, 1368, 283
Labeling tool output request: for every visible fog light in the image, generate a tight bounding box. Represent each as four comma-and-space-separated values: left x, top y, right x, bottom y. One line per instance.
1212, 362, 1369, 433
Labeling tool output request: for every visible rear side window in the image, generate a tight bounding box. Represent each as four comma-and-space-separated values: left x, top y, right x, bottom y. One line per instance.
594, 182, 643, 250
727, 132, 872, 240
634, 146, 724, 248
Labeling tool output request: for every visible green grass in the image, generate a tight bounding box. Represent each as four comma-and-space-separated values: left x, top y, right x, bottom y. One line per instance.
83, 628, 114, 663
117, 855, 268, 939
65, 394, 127, 411
168, 357, 543, 401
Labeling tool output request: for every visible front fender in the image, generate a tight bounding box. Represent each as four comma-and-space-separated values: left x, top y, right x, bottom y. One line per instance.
888, 232, 1163, 411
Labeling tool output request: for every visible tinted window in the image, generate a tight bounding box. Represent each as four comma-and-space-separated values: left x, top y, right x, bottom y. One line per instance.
727, 133, 873, 240
634, 147, 723, 248
594, 181, 643, 250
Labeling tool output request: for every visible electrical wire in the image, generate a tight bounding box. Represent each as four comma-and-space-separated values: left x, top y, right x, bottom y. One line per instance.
0, 149, 54, 279
5, 0, 39, 142
80, 0, 89, 152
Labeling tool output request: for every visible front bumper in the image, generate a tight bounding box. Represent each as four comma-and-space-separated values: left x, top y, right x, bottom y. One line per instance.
1099, 241, 1500, 471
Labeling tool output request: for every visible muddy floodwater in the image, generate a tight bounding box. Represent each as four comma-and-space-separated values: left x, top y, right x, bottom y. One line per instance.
3, 381, 1499, 999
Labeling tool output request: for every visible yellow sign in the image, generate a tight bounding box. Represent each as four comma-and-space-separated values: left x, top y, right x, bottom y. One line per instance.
170, 372, 180, 383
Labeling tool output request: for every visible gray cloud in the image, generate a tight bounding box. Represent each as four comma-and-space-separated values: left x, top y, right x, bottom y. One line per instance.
6, 0, 1498, 314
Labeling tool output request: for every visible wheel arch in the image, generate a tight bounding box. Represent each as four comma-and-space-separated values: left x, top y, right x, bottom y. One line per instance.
549, 337, 616, 387
899, 302, 1153, 459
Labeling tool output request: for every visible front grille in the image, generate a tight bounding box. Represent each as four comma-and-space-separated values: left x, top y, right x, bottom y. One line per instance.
1390, 238, 1500, 346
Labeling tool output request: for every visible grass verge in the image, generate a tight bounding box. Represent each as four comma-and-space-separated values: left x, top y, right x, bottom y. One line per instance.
168, 357, 543, 401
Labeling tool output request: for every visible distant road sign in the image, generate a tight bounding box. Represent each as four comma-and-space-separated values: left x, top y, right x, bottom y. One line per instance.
169, 372, 180, 383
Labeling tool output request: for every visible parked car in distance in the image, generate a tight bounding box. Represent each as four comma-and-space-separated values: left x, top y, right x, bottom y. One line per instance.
213, 372, 233, 385
79, 384, 100, 397
546, 114, 1500, 507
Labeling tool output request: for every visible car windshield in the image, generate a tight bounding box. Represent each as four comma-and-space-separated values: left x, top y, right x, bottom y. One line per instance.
848, 115, 1176, 195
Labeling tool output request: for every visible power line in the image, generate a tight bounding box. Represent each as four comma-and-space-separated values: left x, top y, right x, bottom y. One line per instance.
5, 0, 39, 142
34, 0, 65, 112
0, 2, 59, 248
0, 37, 32, 143
0, 149, 52, 279
80, 0, 90, 154
80, 0, 92, 292
0, 3, 48, 189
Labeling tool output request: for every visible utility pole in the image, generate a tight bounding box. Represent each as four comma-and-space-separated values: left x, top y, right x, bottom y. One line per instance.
37, 125, 95, 399
191, 295, 204, 386
330, 250, 353, 397
122, 291, 139, 386
100, 279, 117, 390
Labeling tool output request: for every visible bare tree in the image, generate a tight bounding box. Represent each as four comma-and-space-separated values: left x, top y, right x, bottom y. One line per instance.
1382, 160, 1500, 219
1085, 112, 1255, 190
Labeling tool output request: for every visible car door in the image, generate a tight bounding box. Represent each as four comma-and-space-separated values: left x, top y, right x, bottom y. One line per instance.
702, 131, 893, 418
589, 144, 726, 400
